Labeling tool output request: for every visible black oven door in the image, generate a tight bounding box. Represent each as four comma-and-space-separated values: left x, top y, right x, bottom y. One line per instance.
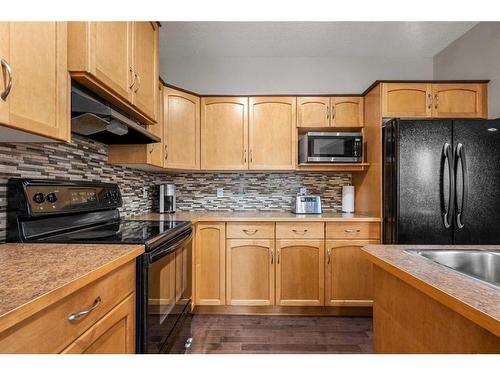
136, 228, 192, 354
307, 132, 362, 162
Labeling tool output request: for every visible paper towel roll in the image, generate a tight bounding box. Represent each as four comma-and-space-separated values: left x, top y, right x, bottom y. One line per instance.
342, 186, 355, 213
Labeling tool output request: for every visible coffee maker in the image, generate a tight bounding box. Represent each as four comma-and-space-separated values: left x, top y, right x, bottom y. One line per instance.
159, 184, 176, 213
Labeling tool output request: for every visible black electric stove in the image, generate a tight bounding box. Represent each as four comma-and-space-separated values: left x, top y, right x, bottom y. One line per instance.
6, 178, 193, 354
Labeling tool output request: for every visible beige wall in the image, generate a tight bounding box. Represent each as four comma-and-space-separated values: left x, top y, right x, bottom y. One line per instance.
434, 22, 500, 119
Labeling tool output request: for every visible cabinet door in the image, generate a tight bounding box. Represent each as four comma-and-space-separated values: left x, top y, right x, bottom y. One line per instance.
132, 22, 159, 121
276, 239, 324, 306
226, 239, 275, 306
0, 22, 8, 125
195, 223, 226, 305
331, 97, 364, 127
382, 83, 432, 118
164, 87, 201, 170
297, 97, 330, 127
147, 83, 164, 167
325, 240, 378, 307
7, 22, 69, 141
91, 22, 133, 101
201, 97, 248, 170
432, 83, 487, 118
248, 97, 296, 170
61, 294, 135, 354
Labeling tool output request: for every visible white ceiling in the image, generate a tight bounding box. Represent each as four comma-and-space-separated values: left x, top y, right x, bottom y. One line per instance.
160, 22, 477, 58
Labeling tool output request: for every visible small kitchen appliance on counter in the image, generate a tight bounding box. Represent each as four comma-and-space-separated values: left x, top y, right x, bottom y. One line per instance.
159, 183, 176, 213
292, 195, 322, 214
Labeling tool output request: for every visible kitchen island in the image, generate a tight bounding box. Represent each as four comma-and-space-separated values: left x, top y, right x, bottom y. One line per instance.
362, 245, 500, 354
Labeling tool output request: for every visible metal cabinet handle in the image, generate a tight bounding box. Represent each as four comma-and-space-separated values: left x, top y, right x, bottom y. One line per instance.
327, 248, 331, 264
129, 67, 135, 89
427, 93, 433, 109
292, 229, 308, 234
134, 72, 141, 93
434, 94, 439, 109
242, 229, 258, 235
344, 229, 360, 233
243, 149, 247, 163
184, 337, 193, 349
270, 248, 274, 264
164, 144, 168, 161
277, 249, 280, 264
1, 59, 13, 101
68, 296, 101, 321
331, 105, 336, 120
149, 145, 154, 154
250, 149, 253, 163
326, 106, 330, 120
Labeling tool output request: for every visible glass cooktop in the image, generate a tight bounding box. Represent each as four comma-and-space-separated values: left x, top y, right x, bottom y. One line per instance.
34, 220, 191, 246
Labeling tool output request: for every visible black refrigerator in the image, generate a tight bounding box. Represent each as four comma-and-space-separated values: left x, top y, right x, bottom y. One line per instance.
383, 118, 500, 245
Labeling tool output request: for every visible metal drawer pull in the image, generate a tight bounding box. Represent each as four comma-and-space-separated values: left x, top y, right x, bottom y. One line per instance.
292, 229, 308, 234
242, 229, 258, 235
1, 59, 13, 101
344, 229, 361, 233
67, 296, 101, 321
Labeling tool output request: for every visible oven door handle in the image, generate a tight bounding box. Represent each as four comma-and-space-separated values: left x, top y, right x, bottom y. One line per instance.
149, 230, 193, 262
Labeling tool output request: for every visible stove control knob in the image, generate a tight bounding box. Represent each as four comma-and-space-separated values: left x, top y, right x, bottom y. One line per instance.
112, 191, 119, 199
46, 192, 58, 203
33, 192, 45, 204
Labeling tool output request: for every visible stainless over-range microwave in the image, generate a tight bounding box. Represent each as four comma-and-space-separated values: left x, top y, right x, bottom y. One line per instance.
299, 132, 363, 163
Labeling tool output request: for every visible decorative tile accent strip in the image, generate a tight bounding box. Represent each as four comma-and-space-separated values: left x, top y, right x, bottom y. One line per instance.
0, 135, 351, 241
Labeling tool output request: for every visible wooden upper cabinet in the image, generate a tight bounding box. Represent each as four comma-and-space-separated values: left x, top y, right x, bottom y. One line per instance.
382, 83, 432, 118
226, 239, 275, 306
164, 87, 200, 170
0, 23, 9, 125
68, 22, 159, 124
248, 97, 296, 170
201, 97, 248, 170
332, 97, 364, 127
195, 223, 226, 305
0, 22, 69, 142
147, 83, 164, 167
297, 97, 330, 127
325, 240, 378, 307
432, 83, 487, 118
131, 22, 159, 121
275, 239, 325, 306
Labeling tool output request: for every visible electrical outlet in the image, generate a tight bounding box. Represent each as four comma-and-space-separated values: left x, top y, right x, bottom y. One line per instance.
143, 187, 148, 199
299, 187, 307, 195
217, 188, 224, 197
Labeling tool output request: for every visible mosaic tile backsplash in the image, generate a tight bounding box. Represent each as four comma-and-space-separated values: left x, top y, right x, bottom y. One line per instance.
0, 135, 351, 241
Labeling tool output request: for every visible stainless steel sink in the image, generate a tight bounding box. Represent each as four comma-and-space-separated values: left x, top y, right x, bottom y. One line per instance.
405, 249, 500, 289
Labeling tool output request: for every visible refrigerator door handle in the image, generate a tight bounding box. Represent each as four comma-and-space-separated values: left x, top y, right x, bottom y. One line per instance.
455, 143, 468, 229
442, 143, 454, 229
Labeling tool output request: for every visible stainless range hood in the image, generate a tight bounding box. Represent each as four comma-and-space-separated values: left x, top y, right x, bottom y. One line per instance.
71, 85, 160, 144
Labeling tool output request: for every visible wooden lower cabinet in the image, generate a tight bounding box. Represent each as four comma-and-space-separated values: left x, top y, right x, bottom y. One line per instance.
325, 240, 378, 307
275, 239, 324, 306
61, 293, 135, 354
194, 223, 226, 305
226, 239, 275, 306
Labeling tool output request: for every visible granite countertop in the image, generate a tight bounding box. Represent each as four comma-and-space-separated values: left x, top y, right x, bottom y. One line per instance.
0, 243, 144, 333
362, 245, 500, 337
131, 211, 381, 223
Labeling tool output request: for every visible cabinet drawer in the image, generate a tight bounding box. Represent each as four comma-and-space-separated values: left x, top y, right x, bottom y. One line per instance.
326, 222, 380, 240
0, 261, 135, 354
276, 222, 324, 239
227, 222, 275, 239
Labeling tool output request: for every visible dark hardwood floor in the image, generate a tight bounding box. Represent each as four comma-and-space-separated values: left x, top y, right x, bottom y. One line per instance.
185, 314, 373, 354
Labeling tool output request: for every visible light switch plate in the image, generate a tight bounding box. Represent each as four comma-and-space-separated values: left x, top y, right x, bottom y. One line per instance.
299, 187, 307, 195
143, 187, 148, 199
217, 188, 224, 197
